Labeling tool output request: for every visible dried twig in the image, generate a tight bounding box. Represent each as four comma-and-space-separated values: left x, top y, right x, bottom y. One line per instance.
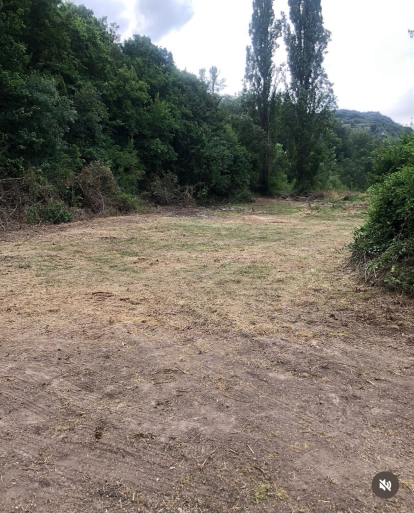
200, 449, 216, 469
255, 466, 268, 478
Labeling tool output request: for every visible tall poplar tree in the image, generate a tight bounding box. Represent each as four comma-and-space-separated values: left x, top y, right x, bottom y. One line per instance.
245, 0, 282, 194
284, 0, 336, 190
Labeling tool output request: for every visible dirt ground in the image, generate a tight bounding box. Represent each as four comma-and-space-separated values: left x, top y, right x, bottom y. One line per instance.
1, 199, 414, 513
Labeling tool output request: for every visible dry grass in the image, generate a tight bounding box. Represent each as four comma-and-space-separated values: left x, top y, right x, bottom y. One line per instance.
0, 200, 366, 343
2, 199, 414, 512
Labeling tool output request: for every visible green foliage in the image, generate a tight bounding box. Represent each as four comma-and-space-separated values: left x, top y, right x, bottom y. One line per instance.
223, 103, 267, 191
253, 484, 270, 504
25, 201, 73, 224
332, 120, 378, 191
19, 74, 75, 163
370, 133, 414, 184
283, 0, 336, 191
0, 0, 262, 219
1, 0, 409, 226
116, 192, 146, 212
351, 164, 414, 294
68, 82, 109, 161
106, 140, 144, 195
75, 161, 122, 213
148, 172, 181, 205
335, 109, 411, 138
0, 0, 29, 79
203, 124, 252, 197
244, 0, 282, 193
268, 143, 291, 195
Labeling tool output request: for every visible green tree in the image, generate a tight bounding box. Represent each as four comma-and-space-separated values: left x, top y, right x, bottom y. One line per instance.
283, 0, 336, 190
2, 73, 75, 170
0, 0, 262, 220
244, 0, 282, 194
68, 82, 110, 161
369, 132, 414, 184
333, 121, 377, 191
0, 0, 29, 175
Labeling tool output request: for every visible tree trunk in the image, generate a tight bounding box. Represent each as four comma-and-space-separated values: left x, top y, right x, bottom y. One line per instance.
261, 130, 271, 194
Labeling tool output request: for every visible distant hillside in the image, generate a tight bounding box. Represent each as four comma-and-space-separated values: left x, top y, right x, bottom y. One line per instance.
335, 109, 412, 138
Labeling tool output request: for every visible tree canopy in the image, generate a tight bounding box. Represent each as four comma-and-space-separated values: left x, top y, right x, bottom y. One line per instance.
0, 0, 409, 226
283, 0, 336, 190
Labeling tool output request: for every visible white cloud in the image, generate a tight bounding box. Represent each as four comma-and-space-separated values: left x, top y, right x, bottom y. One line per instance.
69, 0, 131, 33
322, 0, 414, 115
131, 0, 194, 42
158, 0, 253, 95
383, 88, 414, 125
70, 0, 414, 122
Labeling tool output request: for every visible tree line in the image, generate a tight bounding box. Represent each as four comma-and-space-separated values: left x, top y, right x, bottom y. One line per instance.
0, 0, 411, 224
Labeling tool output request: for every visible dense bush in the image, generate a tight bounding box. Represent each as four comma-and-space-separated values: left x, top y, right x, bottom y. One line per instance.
351, 164, 414, 294
25, 201, 73, 224
0, 1, 259, 224
369, 133, 414, 184
148, 172, 181, 205
75, 161, 130, 214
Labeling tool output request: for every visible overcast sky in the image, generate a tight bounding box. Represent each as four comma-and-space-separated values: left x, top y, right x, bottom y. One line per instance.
71, 0, 414, 126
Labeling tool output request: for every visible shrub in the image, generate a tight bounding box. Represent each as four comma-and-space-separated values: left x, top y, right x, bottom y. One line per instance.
231, 189, 255, 203
25, 201, 73, 225
148, 172, 181, 205
75, 161, 121, 213
369, 133, 414, 184
116, 192, 150, 213
350, 165, 414, 294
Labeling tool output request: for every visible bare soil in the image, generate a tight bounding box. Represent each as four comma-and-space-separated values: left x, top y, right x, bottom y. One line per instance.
1, 199, 414, 513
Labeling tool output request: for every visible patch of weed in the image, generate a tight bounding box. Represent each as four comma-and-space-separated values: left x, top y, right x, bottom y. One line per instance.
253, 484, 270, 504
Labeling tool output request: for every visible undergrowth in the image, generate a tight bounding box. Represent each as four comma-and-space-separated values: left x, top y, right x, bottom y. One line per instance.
350, 166, 414, 295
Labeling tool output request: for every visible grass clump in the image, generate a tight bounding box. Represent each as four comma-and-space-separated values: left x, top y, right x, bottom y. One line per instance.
253, 484, 270, 504
350, 165, 414, 294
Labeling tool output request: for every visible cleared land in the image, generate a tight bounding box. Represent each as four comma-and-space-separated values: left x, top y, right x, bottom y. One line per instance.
1, 199, 414, 512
